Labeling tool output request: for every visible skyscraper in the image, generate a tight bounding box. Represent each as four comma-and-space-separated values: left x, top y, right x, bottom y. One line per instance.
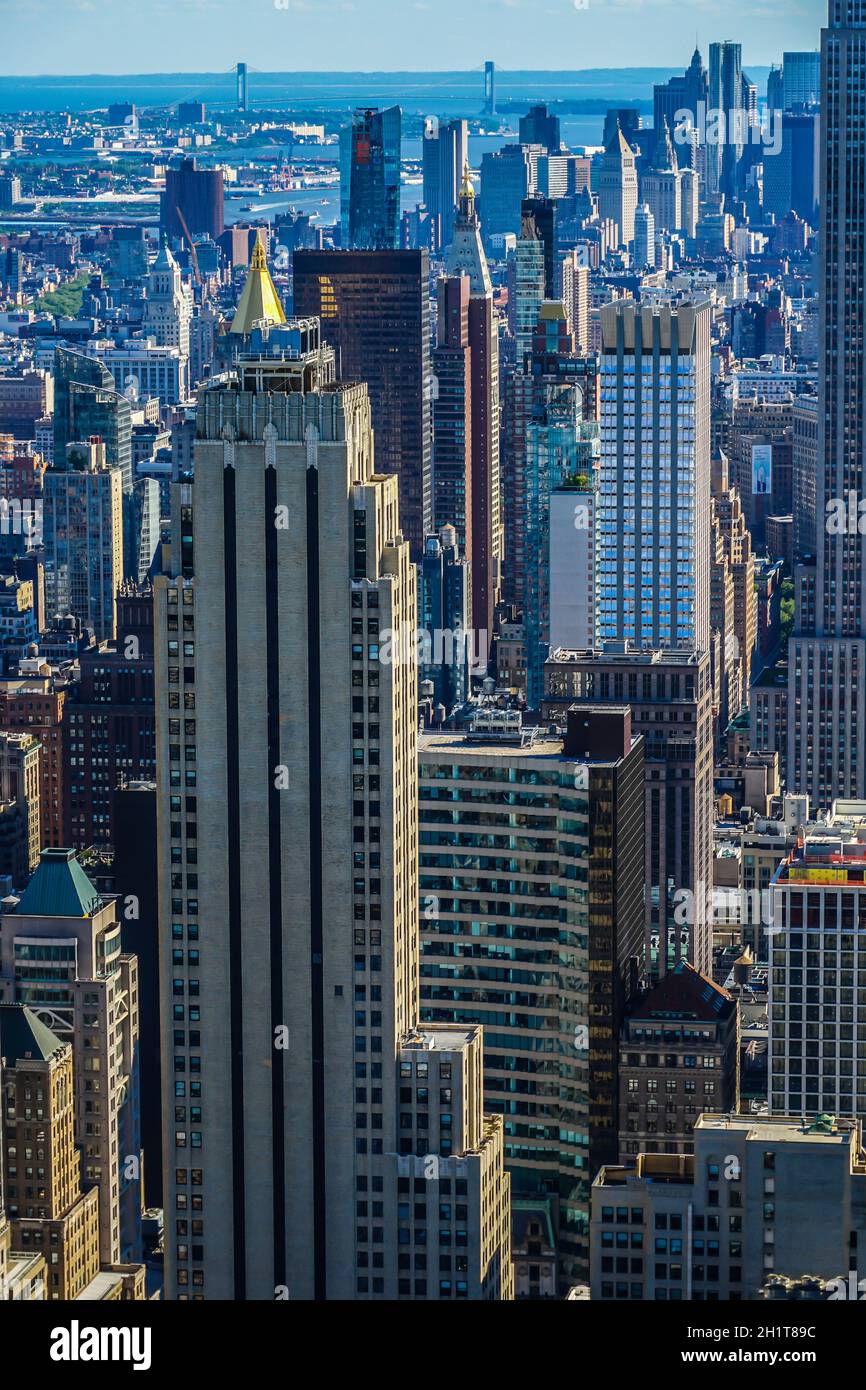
544, 647, 714, 978
418, 526, 471, 709
708, 41, 744, 201
502, 306, 597, 627
143, 236, 192, 359
513, 213, 547, 367
523, 305, 597, 706
558, 249, 590, 354
422, 117, 468, 252
419, 705, 644, 1288
444, 172, 502, 640
52, 347, 132, 493
788, 0, 866, 806
591, 1113, 866, 1301
432, 273, 472, 557
229, 232, 286, 336
339, 107, 401, 250
762, 111, 820, 224
653, 47, 708, 141
64, 583, 155, 849
162, 158, 224, 243
640, 120, 681, 235
0, 851, 142, 1266
597, 298, 711, 653
770, 807, 866, 1123
478, 145, 534, 243
0, 730, 40, 885
43, 438, 124, 643
782, 49, 821, 109
154, 319, 512, 1300
633, 205, 656, 268
0, 1005, 101, 1299
294, 249, 433, 559
519, 104, 561, 153
597, 124, 638, 248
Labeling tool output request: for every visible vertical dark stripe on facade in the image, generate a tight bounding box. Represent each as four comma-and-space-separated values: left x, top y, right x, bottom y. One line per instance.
651, 316, 661, 645
634, 314, 643, 647
264, 465, 287, 1289
670, 328, 679, 648
616, 312, 625, 630
223, 464, 246, 1299
306, 463, 327, 1299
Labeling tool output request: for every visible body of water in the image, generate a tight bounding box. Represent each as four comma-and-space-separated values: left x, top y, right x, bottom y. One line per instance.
0, 68, 705, 114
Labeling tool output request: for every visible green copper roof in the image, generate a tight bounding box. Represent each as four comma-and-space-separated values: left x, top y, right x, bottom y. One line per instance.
15, 848, 102, 918
0, 1003, 65, 1064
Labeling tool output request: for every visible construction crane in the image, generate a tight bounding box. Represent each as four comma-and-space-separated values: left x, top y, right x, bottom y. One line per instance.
175, 205, 202, 287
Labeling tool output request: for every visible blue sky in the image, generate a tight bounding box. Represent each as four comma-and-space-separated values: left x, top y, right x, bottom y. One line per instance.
1, 0, 824, 75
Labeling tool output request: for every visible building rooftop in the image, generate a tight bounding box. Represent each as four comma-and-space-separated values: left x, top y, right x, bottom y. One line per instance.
0, 1002, 66, 1064
695, 1112, 858, 1147
548, 643, 705, 667
401, 1024, 480, 1052
596, 1114, 860, 1188
627, 960, 736, 1025
13, 847, 102, 918
420, 729, 566, 760
230, 232, 287, 336
775, 806, 866, 884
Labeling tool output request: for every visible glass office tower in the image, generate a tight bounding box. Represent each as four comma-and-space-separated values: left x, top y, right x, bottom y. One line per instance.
339, 106, 402, 250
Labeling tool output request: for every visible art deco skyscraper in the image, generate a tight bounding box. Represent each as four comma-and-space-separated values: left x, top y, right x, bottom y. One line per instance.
143, 236, 192, 359
640, 120, 681, 235
597, 124, 638, 248
0, 850, 142, 1266
788, 0, 866, 806
154, 319, 512, 1300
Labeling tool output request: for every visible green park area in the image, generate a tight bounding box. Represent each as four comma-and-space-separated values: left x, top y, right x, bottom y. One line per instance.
34, 270, 89, 318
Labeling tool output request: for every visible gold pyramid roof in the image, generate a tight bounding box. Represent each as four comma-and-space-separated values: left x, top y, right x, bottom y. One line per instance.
230, 233, 286, 335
